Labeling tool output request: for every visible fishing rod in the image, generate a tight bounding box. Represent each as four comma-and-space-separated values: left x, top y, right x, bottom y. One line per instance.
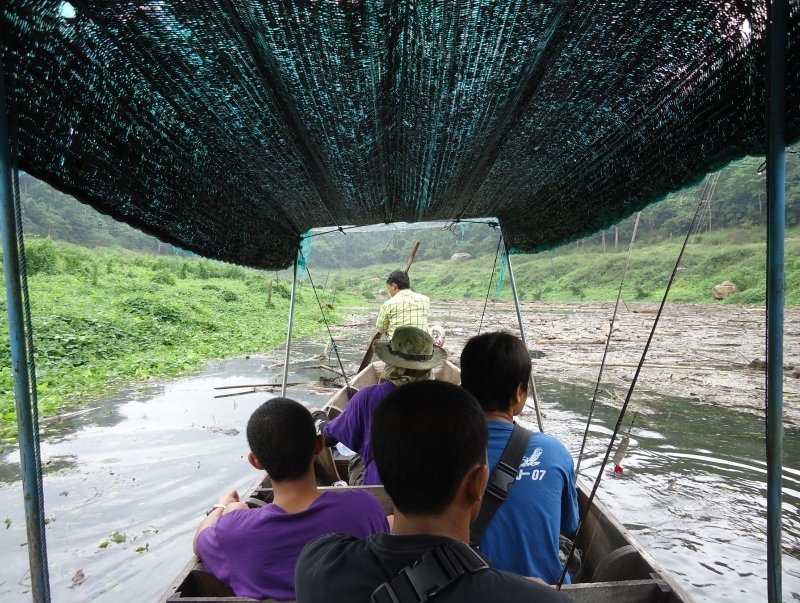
576, 170, 719, 473
557, 194, 707, 589
477, 234, 504, 336
299, 249, 352, 392
575, 213, 641, 474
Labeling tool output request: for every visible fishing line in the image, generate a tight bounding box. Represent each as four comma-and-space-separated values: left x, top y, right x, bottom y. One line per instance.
477, 235, 504, 335
557, 193, 706, 589
301, 225, 363, 239
575, 212, 640, 474
298, 250, 351, 391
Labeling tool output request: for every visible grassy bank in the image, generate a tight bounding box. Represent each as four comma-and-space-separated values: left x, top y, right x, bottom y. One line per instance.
324, 230, 800, 306
2, 229, 796, 445
0, 240, 359, 445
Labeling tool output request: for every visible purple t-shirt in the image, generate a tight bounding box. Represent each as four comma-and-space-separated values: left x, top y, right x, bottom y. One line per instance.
196, 488, 389, 600
324, 381, 396, 485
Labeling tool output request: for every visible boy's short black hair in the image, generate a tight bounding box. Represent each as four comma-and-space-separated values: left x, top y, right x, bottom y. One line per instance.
372, 381, 487, 515
460, 332, 532, 412
246, 397, 316, 482
386, 270, 410, 290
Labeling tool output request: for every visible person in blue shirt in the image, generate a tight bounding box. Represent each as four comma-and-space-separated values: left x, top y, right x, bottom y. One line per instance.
461, 332, 580, 585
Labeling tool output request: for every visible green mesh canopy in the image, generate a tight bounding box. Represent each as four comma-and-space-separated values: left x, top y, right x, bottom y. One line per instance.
2, 1, 798, 269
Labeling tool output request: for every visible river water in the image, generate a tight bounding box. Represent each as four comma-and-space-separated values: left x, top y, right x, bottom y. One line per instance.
0, 339, 798, 602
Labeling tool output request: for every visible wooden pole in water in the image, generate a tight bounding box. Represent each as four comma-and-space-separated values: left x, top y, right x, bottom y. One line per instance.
765, 0, 787, 600
0, 52, 51, 601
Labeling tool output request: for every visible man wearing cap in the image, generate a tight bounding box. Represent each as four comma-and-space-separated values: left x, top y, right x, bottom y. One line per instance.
317, 326, 447, 485
376, 270, 430, 340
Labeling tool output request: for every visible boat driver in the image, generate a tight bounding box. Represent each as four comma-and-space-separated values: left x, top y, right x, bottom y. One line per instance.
376, 270, 431, 340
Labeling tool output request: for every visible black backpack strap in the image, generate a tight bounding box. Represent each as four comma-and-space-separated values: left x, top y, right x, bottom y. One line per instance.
470, 423, 532, 546
370, 541, 489, 603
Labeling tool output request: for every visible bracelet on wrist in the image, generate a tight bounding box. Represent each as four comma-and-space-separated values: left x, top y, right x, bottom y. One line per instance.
205, 503, 226, 516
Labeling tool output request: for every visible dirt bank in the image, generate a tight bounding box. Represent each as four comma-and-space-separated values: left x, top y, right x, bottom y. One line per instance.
339, 300, 800, 428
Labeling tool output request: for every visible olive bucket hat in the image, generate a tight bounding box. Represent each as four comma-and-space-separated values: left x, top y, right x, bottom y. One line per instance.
374, 326, 448, 370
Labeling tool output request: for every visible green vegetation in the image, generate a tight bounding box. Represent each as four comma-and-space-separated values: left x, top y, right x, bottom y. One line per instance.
0, 240, 358, 445
321, 229, 800, 306
306, 153, 799, 269
2, 150, 796, 445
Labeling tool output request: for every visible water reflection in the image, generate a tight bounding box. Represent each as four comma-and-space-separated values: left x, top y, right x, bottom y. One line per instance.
0, 342, 797, 601
531, 378, 800, 600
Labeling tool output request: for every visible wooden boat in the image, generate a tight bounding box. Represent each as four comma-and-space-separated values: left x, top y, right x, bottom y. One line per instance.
162, 360, 694, 603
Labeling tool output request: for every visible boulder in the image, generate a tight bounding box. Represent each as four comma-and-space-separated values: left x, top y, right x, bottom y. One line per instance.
711, 280, 740, 300
450, 252, 473, 262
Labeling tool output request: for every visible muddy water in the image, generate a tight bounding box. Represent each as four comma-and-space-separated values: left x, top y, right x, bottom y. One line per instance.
528, 379, 800, 601
0, 335, 798, 602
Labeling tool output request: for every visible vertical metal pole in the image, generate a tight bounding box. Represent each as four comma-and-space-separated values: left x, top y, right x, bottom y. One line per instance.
503, 239, 544, 432
281, 251, 299, 397
0, 59, 50, 600
765, 0, 786, 601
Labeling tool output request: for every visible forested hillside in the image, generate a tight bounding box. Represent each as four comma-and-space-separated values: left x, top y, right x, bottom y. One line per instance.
17, 150, 799, 269
18, 174, 186, 255
304, 152, 800, 269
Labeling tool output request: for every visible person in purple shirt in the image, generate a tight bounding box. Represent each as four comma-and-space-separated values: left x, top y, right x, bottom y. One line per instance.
193, 397, 389, 601
318, 325, 447, 485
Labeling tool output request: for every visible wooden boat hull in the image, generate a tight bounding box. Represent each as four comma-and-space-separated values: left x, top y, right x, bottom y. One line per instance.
162, 361, 693, 602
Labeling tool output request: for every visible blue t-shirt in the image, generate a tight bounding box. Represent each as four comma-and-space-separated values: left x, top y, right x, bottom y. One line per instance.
478, 421, 580, 584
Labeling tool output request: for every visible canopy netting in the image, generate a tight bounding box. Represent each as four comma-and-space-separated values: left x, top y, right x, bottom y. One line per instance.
2, 1, 798, 269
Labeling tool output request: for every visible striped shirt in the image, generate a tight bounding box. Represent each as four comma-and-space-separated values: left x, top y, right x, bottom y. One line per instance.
375, 289, 430, 340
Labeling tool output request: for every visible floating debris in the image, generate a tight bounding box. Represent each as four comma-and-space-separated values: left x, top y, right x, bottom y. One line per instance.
70, 569, 86, 588
192, 424, 239, 437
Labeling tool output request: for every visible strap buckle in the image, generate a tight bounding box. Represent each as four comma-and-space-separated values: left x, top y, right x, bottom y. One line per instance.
485, 461, 518, 501
370, 542, 489, 603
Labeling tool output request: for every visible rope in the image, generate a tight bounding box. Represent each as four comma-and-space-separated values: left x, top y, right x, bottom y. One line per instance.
575, 212, 640, 474
557, 194, 706, 589
298, 250, 351, 391
477, 236, 504, 335
301, 225, 363, 239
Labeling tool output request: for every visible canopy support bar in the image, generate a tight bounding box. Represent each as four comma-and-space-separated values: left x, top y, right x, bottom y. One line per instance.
503, 239, 544, 432
0, 55, 51, 601
765, 0, 787, 600
281, 251, 299, 397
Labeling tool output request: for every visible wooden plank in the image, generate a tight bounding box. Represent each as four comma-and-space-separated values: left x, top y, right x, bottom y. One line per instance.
562, 579, 675, 603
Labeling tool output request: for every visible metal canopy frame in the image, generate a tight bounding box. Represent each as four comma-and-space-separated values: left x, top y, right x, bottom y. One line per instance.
0, 51, 50, 602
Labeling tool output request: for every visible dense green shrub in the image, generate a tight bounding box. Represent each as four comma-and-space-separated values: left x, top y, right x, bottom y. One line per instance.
219, 289, 239, 303
152, 270, 176, 285
25, 238, 59, 274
